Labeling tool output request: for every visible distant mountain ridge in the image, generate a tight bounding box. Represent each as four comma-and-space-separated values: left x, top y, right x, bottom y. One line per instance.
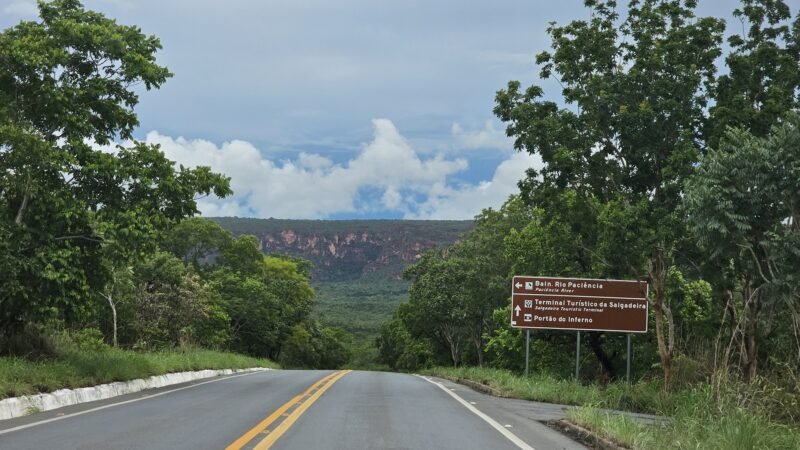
210, 218, 473, 282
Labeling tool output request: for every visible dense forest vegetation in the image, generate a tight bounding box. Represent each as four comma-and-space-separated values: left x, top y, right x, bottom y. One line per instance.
0, 0, 348, 370
210, 217, 470, 366
377, 0, 800, 415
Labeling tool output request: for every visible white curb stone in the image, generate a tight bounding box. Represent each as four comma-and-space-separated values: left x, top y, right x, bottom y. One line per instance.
0, 367, 271, 421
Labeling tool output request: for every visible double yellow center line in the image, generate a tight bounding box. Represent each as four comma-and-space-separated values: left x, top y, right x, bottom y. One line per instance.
226, 370, 351, 450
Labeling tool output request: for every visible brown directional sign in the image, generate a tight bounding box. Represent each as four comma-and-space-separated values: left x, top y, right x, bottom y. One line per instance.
510, 276, 649, 333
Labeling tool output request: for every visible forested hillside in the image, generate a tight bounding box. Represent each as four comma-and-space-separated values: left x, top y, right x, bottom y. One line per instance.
213, 218, 472, 360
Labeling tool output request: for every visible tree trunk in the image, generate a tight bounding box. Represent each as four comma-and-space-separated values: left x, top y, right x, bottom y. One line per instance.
741, 286, 762, 382
474, 334, 484, 367
14, 193, 30, 226
470, 319, 485, 367
102, 292, 118, 347
441, 325, 460, 367
13, 172, 32, 226
649, 251, 674, 390
587, 332, 615, 379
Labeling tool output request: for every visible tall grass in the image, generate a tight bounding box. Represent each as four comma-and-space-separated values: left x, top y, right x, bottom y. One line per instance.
568, 404, 800, 450
0, 343, 277, 399
568, 406, 650, 448
423, 366, 670, 413
426, 366, 800, 449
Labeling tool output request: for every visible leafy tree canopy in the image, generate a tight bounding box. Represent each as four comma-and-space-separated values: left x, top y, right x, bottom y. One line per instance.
0, 1, 231, 334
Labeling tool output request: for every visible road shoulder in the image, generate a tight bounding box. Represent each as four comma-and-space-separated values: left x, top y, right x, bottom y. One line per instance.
425, 375, 589, 450
0, 369, 267, 434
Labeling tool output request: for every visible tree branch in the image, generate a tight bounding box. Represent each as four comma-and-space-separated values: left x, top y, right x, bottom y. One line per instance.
53, 235, 105, 243
740, 243, 771, 284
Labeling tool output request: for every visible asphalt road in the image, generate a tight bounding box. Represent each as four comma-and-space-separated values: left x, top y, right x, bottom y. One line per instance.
0, 370, 586, 450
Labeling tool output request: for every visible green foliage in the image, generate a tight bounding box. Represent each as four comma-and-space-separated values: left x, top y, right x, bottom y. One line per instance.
0, 343, 277, 399
567, 406, 649, 449
190, 302, 232, 350
706, 0, 800, 147
148, 227, 320, 359
69, 328, 109, 353
685, 115, 800, 378
127, 252, 213, 349
424, 366, 669, 413
375, 316, 433, 372
313, 279, 409, 343
163, 217, 234, 267
0, 0, 230, 338
491, 0, 734, 387
484, 306, 524, 372
279, 321, 351, 369
568, 397, 800, 450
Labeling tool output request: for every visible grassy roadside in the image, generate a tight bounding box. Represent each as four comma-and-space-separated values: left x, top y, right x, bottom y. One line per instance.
0, 347, 278, 399
567, 405, 800, 450
423, 367, 800, 449
422, 366, 671, 413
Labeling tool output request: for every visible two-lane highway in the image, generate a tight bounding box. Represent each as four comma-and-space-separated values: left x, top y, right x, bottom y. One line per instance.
0, 370, 585, 449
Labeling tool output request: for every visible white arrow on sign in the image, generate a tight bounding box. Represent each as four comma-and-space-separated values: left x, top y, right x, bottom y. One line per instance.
514, 282, 522, 289
514, 305, 521, 317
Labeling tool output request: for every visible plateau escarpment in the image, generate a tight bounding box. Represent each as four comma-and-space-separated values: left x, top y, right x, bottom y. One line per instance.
211, 218, 472, 282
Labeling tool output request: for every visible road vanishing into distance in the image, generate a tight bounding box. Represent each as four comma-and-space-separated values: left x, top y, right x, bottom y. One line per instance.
0, 370, 586, 450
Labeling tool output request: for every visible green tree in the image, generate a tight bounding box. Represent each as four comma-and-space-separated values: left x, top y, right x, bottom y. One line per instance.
163, 217, 234, 267
402, 252, 475, 367
130, 251, 217, 348
212, 269, 280, 357
263, 255, 315, 348
0, 0, 231, 340
494, 0, 725, 388
376, 315, 433, 371
209, 234, 316, 359
452, 196, 533, 366
279, 321, 351, 369
685, 115, 800, 380
706, 0, 800, 147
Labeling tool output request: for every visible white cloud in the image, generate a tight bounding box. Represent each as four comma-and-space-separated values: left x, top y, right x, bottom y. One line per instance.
3, 1, 37, 17
382, 186, 402, 209
451, 120, 513, 152
148, 119, 473, 219
146, 118, 540, 220
297, 152, 333, 170
408, 152, 542, 220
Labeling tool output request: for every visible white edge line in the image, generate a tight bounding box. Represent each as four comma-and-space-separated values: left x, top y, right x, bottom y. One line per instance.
415, 375, 535, 450
0, 370, 266, 436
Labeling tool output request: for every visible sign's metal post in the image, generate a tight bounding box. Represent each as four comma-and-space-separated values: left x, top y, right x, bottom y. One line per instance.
575, 331, 581, 381
525, 329, 530, 377
626, 333, 632, 385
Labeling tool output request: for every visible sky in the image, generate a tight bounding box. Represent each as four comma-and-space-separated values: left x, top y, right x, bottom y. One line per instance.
1, 0, 740, 220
